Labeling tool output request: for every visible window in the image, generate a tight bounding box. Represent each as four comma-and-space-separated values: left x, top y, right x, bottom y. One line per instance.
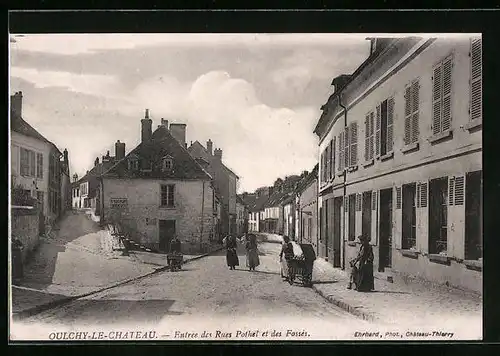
80, 182, 88, 196
128, 158, 139, 171
364, 111, 375, 162
428, 178, 448, 254
432, 55, 453, 136
402, 183, 417, 249
376, 98, 394, 157
348, 194, 356, 241
361, 191, 372, 242
36, 153, 43, 179
404, 80, 420, 146
162, 157, 173, 171
160, 184, 175, 208
20, 147, 37, 177
470, 38, 482, 123
110, 198, 128, 209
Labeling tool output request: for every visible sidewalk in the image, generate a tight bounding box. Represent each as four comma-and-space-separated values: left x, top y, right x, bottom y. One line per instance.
311, 258, 482, 332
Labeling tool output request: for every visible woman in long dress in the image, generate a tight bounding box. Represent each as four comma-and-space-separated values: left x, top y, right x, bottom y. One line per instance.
225, 235, 239, 270
280, 235, 295, 283
245, 234, 260, 271
349, 235, 374, 292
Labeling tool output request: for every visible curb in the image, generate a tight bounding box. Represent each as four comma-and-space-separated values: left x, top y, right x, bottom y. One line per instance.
311, 285, 378, 323
12, 247, 224, 321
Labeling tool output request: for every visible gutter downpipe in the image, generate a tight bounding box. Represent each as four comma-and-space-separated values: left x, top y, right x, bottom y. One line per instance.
339, 93, 348, 271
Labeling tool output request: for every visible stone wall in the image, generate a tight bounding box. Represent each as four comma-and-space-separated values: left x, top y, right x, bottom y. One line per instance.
11, 207, 40, 263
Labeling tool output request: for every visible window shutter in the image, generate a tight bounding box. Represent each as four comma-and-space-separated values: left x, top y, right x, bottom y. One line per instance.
356, 193, 362, 212
369, 112, 375, 160
454, 176, 465, 205
344, 126, 350, 169
331, 136, 336, 178
372, 191, 377, 211
338, 133, 343, 172
420, 182, 428, 208
448, 176, 455, 206
411, 80, 420, 143
344, 196, 349, 212
396, 186, 402, 209
404, 85, 412, 146
432, 65, 443, 135
364, 114, 370, 161
320, 152, 324, 183
470, 38, 482, 122
375, 104, 381, 157
387, 97, 394, 152
350, 122, 358, 166
442, 56, 453, 132
416, 183, 421, 208
325, 145, 330, 182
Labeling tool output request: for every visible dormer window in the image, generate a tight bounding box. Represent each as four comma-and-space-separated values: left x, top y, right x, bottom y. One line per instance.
128, 155, 139, 171
162, 155, 173, 171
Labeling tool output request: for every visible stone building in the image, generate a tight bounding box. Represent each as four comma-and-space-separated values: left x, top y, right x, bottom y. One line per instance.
99, 110, 215, 254
315, 36, 482, 293
295, 164, 319, 254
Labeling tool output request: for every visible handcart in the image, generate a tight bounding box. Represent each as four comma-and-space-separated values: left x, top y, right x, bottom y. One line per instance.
166, 253, 183, 271
280, 243, 316, 287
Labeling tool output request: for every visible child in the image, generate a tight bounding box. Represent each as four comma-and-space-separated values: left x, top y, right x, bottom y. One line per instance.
347, 259, 359, 290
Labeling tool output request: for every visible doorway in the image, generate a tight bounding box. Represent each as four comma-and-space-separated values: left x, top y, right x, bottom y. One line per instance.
362, 191, 372, 241
428, 177, 448, 254
159, 219, 176, 252
465, 171, 482, 260
379, 188, 393, 271
332, 197, 342, 267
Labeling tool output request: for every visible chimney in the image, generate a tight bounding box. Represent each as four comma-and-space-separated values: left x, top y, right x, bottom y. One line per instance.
214, 148, 222, 160
115, 140, 125, 160
207, 139, 213, 155
63, 149, 68, 163
169, 123, 186, 147
161, 118, 169, 128
72, 173, 78, 182
94, 157, 99, 167
11, 91, 23, 117
141, 109, 152, 142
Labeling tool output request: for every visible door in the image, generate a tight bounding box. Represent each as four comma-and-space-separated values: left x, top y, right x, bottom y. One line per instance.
379, 188, 393, 271
362, 191, 372, 241
159, 220, 176, 252
333, 197, 342, 267
465, 171, 482, 260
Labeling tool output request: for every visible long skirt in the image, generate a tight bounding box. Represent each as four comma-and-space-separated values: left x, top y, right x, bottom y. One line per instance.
246, 249, 260, 268
226, 249, 239, 267
280, 258, 294, 279
356, 262, 374, 292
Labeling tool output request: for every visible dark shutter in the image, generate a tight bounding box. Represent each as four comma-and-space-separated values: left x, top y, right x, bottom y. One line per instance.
375, 104, 381, 157
441, 56, 453, 132
449, 176, 455, 206
350, 122, 358, 166
470, 38, 482, 122
432, 65, 443, 135
387, 97, 394, 152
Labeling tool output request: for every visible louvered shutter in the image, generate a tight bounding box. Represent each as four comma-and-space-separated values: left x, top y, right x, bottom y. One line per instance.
344, 196, 349, 212
320, 152, 324, 184
411, 80, 420, 143
350, 122, 358, 166
387, 97, 394, 152
441, 56, 453, 132
344, 126, 350, 169
331, 136, 336, 178
454, 176, 465, 205
372, 191, 377, 211
416, 183, 421, 208
364, 114, 370, 161
396, 186, 402, 209
369, 112, 375, 160
325, 145, 330, 182
420, 182, 428, 208
470, 38, 482, 122
404, 85, 412, 145
338, 133, 343, 173
432, 65, 443, 135
375, 104, 381, 157
448, 176, 455, 206
356, 193, 361, 212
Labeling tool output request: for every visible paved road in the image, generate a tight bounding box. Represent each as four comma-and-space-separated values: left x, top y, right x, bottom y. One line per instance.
19, 240, 366, 339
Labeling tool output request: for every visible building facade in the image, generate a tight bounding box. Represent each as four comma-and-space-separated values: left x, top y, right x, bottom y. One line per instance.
188, 139, 239, 238
10, 91, 67, 226
296, 165, 319, 254
236, 195, 248, 237
315, 36, 482, 293
100, 110, 215, 254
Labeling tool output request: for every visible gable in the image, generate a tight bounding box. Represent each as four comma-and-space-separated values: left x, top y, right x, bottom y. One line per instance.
103, 127, 211, 180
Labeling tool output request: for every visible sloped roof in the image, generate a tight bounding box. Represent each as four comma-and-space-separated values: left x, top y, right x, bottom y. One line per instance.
248, 191, 270, 212
103, 126, 211, 180
188, 140, 239, 179
236, 195, 246, 206
11, 113, 62, 155
296, 163, 319, 194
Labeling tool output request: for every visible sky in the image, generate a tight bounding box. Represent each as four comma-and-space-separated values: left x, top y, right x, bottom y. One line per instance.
9, 34, 371, 193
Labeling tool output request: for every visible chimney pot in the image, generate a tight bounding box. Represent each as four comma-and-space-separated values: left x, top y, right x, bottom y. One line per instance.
207, 139, 213, 155
145, 109, 149, 119
141, 109, 153, 142
94, 157, 99, 166
115, 140, 126, 160
161, 118, 169, 128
